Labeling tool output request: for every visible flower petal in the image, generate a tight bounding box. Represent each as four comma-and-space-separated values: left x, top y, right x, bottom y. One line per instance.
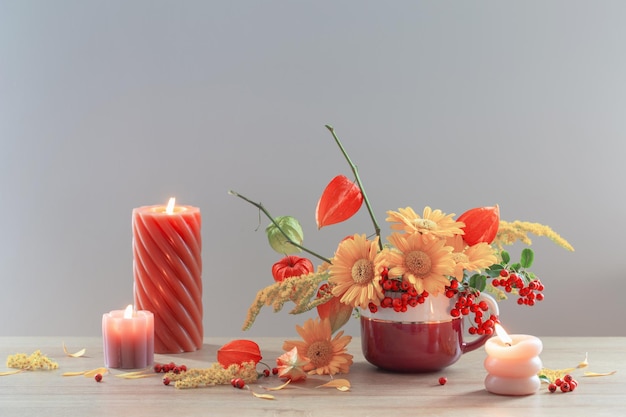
316, 378, 351, 391
62, 342, 86, 358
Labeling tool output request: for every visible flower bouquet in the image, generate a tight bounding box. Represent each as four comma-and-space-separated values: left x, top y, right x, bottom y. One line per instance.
230, 125, 573, 374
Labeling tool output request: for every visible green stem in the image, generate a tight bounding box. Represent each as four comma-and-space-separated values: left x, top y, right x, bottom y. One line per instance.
228, 190, 332, 264
325, 125, 383, 250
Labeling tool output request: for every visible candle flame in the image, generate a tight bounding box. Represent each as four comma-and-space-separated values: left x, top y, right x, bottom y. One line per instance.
495, 323, 513, 345
123, 304, 134, 319
166, 197, 176, 214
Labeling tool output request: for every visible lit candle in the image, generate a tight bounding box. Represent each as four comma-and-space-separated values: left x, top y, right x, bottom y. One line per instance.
102, 305, 154, 369
132, 197, 203, 354
484, 324, 543, 395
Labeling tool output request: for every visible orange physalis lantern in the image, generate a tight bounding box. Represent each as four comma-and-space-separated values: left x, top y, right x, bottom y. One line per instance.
316, 284, 354, 334
315, 175, 363, 229
457, 205, 500, 246
217, 340, 262, 368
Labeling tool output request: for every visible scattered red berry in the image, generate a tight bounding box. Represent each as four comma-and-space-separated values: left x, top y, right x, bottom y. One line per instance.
231, 378, 245, 389
272, 367, 279, 375
263, 369, 270, 377
154, 363, 163, 373
94, 373, 103, 382
563, 374, 573, 383
548, 383, 557, 393
163, 377, 171, 386
560, 382, 571, 392
438, 377, 447, 385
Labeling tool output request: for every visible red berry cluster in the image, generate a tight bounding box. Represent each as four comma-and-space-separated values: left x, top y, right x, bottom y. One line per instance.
492, 270, 545, 306
548, 374, 578, 393
154, 362, 187, 374
371, 268, 427, 313
447, 281, 498, 335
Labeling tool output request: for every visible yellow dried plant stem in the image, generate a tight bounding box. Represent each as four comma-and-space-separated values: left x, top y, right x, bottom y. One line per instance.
165, 361, 258, 389
242, 271, 330, 330
494, 220, 574, 252
6, 350, 59, 371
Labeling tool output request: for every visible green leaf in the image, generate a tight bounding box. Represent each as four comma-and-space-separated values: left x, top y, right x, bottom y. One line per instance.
266, 216, 304, 254
468, 274, 487, 292
520, 248, 534, 268
486, 264, 504, 278
500, 251, 510, 264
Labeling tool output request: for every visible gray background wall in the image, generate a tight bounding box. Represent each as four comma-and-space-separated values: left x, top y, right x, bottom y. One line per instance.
1, 0, 624, 338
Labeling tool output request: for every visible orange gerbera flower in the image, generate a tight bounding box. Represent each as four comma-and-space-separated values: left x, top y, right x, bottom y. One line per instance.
386, 206, 464, 238
282, 318, 353, 376
329, 234, 385, 309
385, 232, 456, 295
446, 235, 498, 281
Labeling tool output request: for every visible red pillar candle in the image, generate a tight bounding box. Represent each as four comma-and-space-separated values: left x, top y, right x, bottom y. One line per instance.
102, 305, 154, 369
132, 198, 203, 353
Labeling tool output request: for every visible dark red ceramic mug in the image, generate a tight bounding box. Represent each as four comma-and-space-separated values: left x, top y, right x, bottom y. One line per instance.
360, 293, 498, 372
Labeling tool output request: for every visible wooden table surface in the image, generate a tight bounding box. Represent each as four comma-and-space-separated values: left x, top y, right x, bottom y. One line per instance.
1, 336, 624, 417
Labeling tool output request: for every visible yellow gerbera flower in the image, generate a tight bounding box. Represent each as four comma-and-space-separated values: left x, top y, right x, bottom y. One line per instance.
386, 206, 464, 238
329, 234, 385, 309
282, 318, 353, 375
446, 235, 498, 281
385, 232, 456, 295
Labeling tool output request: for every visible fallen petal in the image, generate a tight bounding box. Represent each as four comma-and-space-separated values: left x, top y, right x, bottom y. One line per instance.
583, 371, 616, 377
63, 342, 86, 358
252, 391, 276, 400
83, 367, 108, 377
62, 371, 87, 377
316, 378, 351, 391
264, 380, 291, 391
0, 370, 24, 376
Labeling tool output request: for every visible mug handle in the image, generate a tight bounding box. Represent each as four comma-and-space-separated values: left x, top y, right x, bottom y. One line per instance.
461, 292, 499, 354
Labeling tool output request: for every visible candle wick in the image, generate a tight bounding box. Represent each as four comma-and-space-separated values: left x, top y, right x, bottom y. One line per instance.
505, 342, 512, 347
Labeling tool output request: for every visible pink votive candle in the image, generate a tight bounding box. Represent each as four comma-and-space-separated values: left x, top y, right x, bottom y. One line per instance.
102, 305, 154, 369
484, 325, 543, 396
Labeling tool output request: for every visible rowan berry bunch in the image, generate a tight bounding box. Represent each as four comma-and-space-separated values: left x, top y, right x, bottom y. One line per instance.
154, 361, 187, 374
368, 267, 499, 334
492, 269, 545, 306
445, 281, 498, 336
369, 268, 428, 314
548, 374, 578, 393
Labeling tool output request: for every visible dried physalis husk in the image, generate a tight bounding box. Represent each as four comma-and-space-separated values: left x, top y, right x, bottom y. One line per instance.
62, 343, 86, 358
316, 378, 351, 391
